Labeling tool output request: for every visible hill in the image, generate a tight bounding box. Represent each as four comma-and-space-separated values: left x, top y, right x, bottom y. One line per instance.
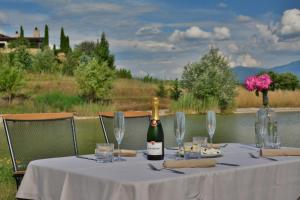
232, 59, 300, 83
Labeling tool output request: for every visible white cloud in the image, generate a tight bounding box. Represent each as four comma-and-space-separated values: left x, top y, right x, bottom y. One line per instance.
256, 23, 278, 44
0, 12, 7, 24
280, 9, 300, 36
232, 54, 261, 67
136, 25, 160, 35
227, 43, 239, 53
111, 39, 176, 52
169, 26, 211, 42
237, 15, 252, 23
213, 26, 230, 40
169, 26, 231, 42
66, 3, 122, 13
218, 2, 227, 8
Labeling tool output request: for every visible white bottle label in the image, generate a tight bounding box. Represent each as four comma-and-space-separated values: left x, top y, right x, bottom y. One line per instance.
147, 141, 162, 155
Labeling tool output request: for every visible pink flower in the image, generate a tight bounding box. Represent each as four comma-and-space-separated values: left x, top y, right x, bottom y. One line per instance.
244, 75, 257, 91
256, 74, 272, 91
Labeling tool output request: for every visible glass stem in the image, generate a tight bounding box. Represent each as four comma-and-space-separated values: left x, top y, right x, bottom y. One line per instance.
210, 136, 213, 148
118, 143, 121, 160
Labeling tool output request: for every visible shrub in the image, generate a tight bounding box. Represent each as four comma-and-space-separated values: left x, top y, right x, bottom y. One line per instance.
0, 62, 24, 104
62, 52, 79, 76
34, 92, 82, 111
170, 78, 182, 101
12, 45, 32, 70
116, 68, 132, 79
182, 48, 236, 111
32, 48, 59, 73
75, 58, 115, 102
156, 81, 167, 97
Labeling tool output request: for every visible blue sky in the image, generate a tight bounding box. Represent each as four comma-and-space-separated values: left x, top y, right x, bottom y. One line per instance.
0, 0, 300, 78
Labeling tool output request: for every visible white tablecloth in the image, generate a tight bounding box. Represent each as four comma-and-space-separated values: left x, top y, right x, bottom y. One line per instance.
17, 143, 300, 200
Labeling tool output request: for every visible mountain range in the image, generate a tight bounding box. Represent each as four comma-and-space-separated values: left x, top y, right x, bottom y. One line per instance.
232, 60, 300, 83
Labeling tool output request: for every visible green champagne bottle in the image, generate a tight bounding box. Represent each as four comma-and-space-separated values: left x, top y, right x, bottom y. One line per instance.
147, 97, 164, 160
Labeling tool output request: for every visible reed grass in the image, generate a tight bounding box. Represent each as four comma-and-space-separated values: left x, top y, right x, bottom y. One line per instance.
170, 93, 219, 114
236, 86, 300, 108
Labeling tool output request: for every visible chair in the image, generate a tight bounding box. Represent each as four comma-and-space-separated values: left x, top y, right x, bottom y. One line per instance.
2, 112, 78, 187
98, 111, 151, 150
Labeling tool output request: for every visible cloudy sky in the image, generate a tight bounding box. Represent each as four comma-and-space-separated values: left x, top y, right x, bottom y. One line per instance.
1, 0, 300, 78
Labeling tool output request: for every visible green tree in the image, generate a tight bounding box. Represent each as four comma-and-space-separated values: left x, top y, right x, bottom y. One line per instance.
75, 58, 115, 102
20, 26, 24, 38
62, 52, 79, 75
53, 44, 57, 54
156, 81, 167, 98
0, 62, 24, 104
75, 41, 97, 56
170, 78, 182, 101
277, 72, 299, 90
94, 32, 115, 69
116, 68, 132, 79
32, 48, 59, 73
182, 48, 236, 111
12, 45, 32, 70
43, 24, 49, 49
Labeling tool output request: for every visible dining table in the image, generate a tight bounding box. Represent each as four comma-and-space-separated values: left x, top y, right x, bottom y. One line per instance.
16, 143, 300, 200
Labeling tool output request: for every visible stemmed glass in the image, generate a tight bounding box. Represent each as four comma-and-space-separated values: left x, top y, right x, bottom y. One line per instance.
114, 112, 125, 161
206, 111, 216, 148
174, 112, 185, 158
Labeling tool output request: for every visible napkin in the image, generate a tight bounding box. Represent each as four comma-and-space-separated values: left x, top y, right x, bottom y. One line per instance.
163, 159, 216, 168
260, 148, 300, 157
208, 143, 223, 149
113, 149, 137, 157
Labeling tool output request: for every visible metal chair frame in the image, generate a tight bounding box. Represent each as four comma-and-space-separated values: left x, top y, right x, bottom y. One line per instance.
2, 112, 78, 188
98, 111, 151, 143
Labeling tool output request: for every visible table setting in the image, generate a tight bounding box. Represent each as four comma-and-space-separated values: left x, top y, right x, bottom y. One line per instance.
16, 106, 300, 200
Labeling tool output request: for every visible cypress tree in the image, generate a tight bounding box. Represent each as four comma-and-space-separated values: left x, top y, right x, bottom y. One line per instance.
43, 24, 49, 48
53, 44, 56, 54
20, 26, 24, 38
95, 32, 115, 69
60, 27, 65, 52
66, 36, 70, 52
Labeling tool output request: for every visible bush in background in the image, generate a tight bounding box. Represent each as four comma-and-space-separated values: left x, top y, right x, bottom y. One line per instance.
32, 48, 59, 73
75, 59, 115, 102
156, 81, 167, 98
170, 78, 182, 101
11, 45, 32, 70
0, 62, 25, 104
62, 52, 79, 76
116, 68, 132, 79
182, 48, 236, 112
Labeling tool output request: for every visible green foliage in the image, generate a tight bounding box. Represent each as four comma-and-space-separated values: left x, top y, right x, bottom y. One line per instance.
20, 25, 24, 38
60, 27, 70, 53
75, 58, 115, 102
116, 68, 132, 79
35, 91, 82, 111
170, 78, 182, 101
94, 32, 115, 69
182, 48, 236, 111
42, 24, 49, 48
32, 48, 59, 73
12, 45, 32, 70
170, 93, 218, 113
156, 81, 167, 97
62, 52, 79, 75
0, 62, 25, 103
142, 74, 159, 83
8, 37, 30, 48
258, 71, 299, 91
75, 41, 97, 56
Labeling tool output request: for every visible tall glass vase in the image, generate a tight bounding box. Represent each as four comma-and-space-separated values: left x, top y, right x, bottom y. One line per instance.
255, 91, 280, 149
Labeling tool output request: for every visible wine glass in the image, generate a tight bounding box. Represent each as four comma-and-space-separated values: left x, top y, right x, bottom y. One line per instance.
206, 111, 216, 148
174, 112, 185, 158
114, 112, 125, 161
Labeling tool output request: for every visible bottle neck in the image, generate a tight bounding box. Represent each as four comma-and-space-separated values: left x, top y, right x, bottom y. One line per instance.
152, 102, 160, 120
